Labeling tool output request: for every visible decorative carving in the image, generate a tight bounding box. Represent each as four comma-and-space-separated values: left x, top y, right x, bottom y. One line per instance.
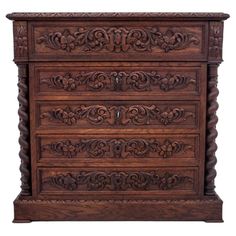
43, 171, 193, 191
122, 105, 194, 126
41, 138, 192, 158
7, 12, 230, 20
209, 22, 223, 61
41, 73, 77, 91
205, 64, 219, 195
125, 72, 196, 92
36, 27, 199, 53
40, 105, 113, 126
17, 64, 31, 195
17, 198, 222, 204
40, 105, 195, 126
13, 21, 28, 58
41, 71, 196, 92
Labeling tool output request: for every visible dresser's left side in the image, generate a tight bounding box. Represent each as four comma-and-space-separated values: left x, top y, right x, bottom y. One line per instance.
11, 20, 32, 222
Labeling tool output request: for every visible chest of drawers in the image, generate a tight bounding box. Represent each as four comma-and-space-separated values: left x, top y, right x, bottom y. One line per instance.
7, 12, 229, 222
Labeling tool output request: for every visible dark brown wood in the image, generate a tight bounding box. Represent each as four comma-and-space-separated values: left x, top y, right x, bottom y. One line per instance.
38, 134, 197, 160
13, 21, 28, 62
17, 63, 31, 195
7, 12, 229, 222
36, 64, 199, 96
205, 64, 219, 195
13, 195, 223, 222
6, 12, 229, 20
38, 101, 198, 129
38, 167, 197, 196
28, 21, 207, 61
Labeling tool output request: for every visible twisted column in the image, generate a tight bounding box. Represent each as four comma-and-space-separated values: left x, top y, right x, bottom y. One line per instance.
17, 64, 31, 195
205, 63, 219, 195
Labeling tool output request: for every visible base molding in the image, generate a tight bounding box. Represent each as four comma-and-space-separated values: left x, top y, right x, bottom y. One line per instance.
13, 194, 223, 222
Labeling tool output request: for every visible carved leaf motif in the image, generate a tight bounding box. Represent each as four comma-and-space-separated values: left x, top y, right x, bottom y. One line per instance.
123, 106, 194, 125
37, 27, 199, 53
41, 138, 192, 158
43, 171, 193, 191
41, 73, 77, 91
14, 23, 28, 58
40, 105, 194, 126
209, 22, 223, 60
41, 71, 196, 92
40, 105, 113, 126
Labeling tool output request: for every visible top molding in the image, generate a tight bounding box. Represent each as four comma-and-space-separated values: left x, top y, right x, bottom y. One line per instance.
6, 12, 230, 21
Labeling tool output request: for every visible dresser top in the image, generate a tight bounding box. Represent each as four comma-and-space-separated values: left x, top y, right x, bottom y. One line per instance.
6, 12, 229, 21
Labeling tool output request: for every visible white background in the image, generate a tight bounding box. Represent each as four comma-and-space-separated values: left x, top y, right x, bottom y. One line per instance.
0, 0, 235, 235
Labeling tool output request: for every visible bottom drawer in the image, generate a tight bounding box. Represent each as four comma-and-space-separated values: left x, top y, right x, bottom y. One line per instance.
37, 167, 198, 197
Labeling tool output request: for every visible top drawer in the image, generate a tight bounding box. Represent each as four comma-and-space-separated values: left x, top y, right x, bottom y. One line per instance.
29, 21, 207, 61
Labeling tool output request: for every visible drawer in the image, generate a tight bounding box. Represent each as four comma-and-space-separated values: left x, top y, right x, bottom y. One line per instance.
32, 63, 203, 98
30, 21, 207, 61
36, 134, 199, 165
37, 101, 198, 129
37, 167, 198, 197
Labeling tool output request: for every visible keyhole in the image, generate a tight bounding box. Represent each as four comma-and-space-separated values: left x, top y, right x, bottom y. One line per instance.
116, 110, 120, 119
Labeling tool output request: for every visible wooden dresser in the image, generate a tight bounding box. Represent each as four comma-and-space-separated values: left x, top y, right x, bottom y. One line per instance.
7, 12, 229, 222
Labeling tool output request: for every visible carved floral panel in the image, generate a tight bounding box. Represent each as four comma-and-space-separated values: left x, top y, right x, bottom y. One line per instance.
40, 138, 193, 159
39, 70, 197, 93
34, 26, 201, 54
39, 103, 196, 127
41, 170, 194, 191
13, 21, 28, 59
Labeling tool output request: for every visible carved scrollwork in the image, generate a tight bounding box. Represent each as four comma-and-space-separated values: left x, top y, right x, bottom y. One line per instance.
40, 105, 113, 125
123, 105, 194, 125
124, 72, 196, 92
41, 71, 196, 92
40, 105, 195, 126
41, 138, 192, 158
43, 171, 193, 191
37, 27, 200, 53
41, 73, 77, 91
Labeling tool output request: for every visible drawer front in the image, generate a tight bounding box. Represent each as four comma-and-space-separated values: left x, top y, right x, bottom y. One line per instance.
38, 167, 198, 196
37, 134, 198, 163
34, 63, 201, 97
38, 101, 198, 129
30, 21, 207, 61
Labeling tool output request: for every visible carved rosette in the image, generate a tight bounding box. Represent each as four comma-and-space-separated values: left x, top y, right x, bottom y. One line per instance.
43, 171, 193, 191
17, 64, 31, 195
205, 64, 219, 195
209, 22, 223, 62
41, 138, 192, 159
41, 71, 196, 92
13, 21, 28, 60
37, 27, 199, 53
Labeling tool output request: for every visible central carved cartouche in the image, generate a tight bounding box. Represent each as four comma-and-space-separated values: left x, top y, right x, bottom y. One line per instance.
37, 27, 200, 53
